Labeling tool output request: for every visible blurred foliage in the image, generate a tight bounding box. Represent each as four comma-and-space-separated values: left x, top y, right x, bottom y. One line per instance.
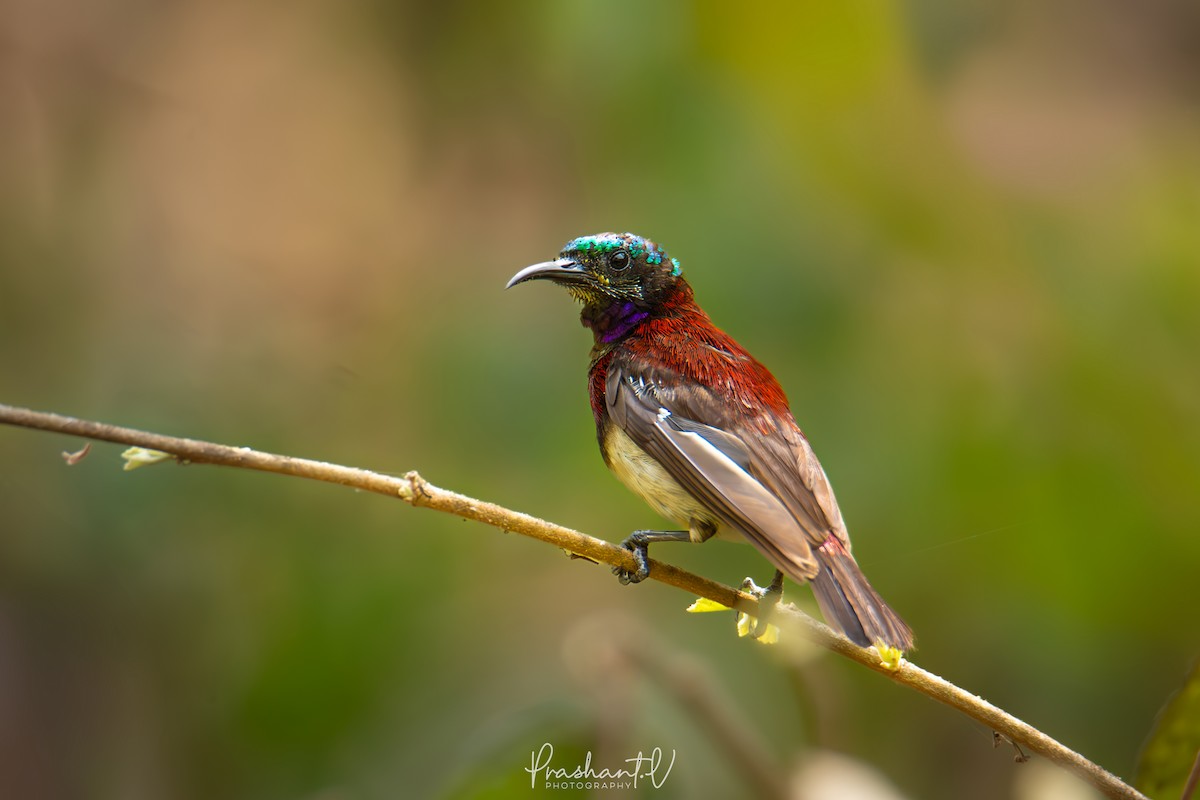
1137, 660, 1200, 799
1, 0, 1198, 798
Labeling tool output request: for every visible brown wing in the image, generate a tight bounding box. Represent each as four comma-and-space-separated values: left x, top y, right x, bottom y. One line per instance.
607, 359, 913, 649
606, 363, 820, 582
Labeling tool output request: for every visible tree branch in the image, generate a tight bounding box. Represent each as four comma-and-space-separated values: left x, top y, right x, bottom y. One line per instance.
0, 402, 1147, 800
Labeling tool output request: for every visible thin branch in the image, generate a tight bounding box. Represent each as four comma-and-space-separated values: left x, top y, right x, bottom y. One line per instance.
1183, 747, 1200, 800
0, 403, 1148, 800
613, 624, 791, 800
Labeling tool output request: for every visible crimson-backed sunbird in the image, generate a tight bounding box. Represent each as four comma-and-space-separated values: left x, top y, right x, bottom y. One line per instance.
508, 232, 913, 651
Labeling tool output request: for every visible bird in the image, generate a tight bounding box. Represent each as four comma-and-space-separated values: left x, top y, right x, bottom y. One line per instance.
507, 232, 914, 651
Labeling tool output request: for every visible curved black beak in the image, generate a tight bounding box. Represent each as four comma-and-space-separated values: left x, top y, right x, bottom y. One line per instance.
505, 258, 586, 289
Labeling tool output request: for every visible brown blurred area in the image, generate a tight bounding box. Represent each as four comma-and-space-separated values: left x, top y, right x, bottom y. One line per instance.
1, 1, 1198, 798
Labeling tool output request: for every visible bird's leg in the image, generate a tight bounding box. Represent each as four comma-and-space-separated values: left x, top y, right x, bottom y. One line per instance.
739, 570, 784, 638
612, 530, 691, 584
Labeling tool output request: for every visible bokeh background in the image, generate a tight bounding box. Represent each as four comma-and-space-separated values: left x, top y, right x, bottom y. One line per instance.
2, 1, 1198, 798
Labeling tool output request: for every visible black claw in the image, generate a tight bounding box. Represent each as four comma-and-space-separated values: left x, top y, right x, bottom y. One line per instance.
613, 534, 651, 584
612, 530, 692, 586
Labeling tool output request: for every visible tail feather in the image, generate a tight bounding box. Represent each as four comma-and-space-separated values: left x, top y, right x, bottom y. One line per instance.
809, 544, 914, 651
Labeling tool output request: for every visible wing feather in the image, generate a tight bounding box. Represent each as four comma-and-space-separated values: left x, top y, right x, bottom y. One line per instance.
607, 365, 820, 581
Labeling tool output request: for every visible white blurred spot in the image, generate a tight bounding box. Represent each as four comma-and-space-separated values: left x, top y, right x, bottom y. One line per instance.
791, 750, 911, 800
1013, 759, 1104, 800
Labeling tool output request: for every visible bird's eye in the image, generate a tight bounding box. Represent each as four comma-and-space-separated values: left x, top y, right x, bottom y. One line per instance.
609, 250, 631, 271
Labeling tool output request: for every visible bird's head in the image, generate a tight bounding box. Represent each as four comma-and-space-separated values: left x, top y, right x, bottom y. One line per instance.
507, 232, 683, 312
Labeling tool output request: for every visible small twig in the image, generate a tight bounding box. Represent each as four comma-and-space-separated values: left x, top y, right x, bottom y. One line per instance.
61, 442, 91, 465
0, 403, 1149, 800
994, 731, 1031, 763
1183, 747, 1200, 800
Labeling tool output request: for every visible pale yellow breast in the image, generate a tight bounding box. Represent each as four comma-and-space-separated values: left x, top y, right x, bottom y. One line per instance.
602, 424, 730, 542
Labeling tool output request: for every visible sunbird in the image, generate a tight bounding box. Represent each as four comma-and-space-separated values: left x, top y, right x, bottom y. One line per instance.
508, 233, 913, 651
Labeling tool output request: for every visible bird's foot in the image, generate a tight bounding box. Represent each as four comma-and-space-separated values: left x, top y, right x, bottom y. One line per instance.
612, 531, 652, 585
739, 570, 784, 639
611, 530, 692, 585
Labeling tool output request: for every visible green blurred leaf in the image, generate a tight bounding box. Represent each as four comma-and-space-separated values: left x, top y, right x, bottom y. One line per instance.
121, 446, 175, 471
1136, 660, 1200, 798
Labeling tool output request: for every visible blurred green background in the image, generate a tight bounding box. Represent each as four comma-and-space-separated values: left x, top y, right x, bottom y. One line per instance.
2, 1, 1198, 798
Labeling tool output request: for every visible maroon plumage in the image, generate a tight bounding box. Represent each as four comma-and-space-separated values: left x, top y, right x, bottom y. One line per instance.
509, 233, 913, 651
